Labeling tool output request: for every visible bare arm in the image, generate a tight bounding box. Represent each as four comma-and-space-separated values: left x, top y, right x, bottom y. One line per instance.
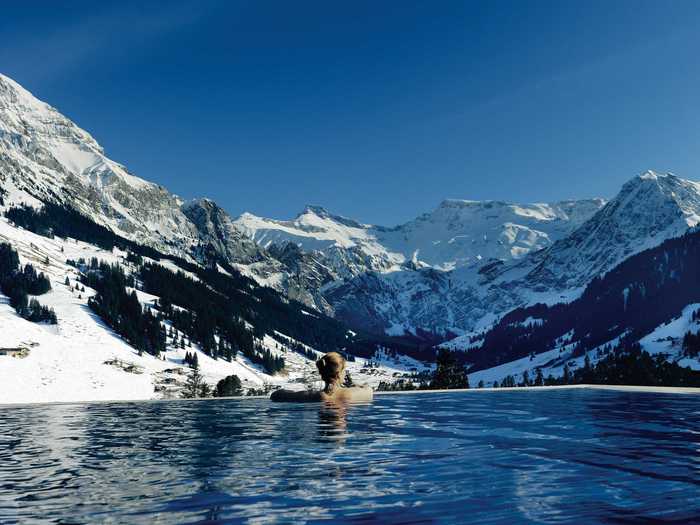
270, 389, 322, 402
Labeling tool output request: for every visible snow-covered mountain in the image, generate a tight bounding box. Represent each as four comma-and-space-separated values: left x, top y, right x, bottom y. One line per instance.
494, 171, 700, 292
2, 72, 700, 401
3, 71, 700, 345
235, 198, 605, 275
0, 73, 200, 255
456, 224, 700, 387
242, 171, 700, 338
0, 73, 332, 314
439, 171, 700, 348
234, 197, 607, 334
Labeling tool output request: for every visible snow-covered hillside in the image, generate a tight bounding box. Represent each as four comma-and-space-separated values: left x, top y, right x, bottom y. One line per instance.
0, 214, 427, 404
466, 304, 700, 388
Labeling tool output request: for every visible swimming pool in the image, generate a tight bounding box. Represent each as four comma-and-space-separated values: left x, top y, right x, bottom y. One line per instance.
1, 389, 698, 523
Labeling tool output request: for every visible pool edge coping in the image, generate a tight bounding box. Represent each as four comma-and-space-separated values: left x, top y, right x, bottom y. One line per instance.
2, 383, 699, 408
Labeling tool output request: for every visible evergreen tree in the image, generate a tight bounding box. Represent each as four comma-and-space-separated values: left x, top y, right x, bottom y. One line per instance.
85, 260, 164, 356
534, 368, 544, 386
214, 374, 243, 397
430, 349, 469, 389
181, 366, 209, 398
0, 244, 54, 323
683, 330, 700, 357
501, 375, 516, 388
562, 364, 571, 383
521, 370, 531, 387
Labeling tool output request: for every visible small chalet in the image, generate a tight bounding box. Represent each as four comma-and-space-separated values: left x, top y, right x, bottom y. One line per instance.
0, 347, 29, 358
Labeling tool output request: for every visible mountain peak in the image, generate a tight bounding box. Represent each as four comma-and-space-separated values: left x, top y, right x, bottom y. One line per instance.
639, 169, 660, 181
300, 205, 332, 218
0, 71, 103, 156
0, 72, 31, 99
619, 171, 700, 203
437, 199, 485, 208
514, 171, 700, 294
295, 205, 368, 229
184, 197, 217, 210
0, 71, 203, 256
628, 170, 687, 188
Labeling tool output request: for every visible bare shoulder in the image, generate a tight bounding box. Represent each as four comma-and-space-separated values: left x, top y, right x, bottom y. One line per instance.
270, 389, 322, 402
337, 385, 374, 402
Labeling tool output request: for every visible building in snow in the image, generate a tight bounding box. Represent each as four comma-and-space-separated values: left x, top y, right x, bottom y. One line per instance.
0, 347, 29, 358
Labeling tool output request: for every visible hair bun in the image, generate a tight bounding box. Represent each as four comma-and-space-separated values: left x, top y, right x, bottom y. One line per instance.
316, 352, 346, 384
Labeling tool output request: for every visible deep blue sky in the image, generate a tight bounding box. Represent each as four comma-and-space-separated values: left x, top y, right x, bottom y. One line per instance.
2, 1, 700, 225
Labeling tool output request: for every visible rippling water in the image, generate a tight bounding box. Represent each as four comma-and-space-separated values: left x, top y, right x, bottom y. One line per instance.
1, 389, 699, 524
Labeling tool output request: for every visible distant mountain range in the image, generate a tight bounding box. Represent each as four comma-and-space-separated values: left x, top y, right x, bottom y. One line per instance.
4, 72, 700, 339
2, 71, 700, 400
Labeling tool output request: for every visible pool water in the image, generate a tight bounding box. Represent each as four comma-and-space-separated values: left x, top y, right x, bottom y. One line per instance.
1, 389, 699, 524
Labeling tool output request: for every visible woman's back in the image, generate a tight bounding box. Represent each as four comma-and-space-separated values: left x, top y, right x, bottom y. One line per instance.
270, 352, 373, 403
323, 385, 373, 403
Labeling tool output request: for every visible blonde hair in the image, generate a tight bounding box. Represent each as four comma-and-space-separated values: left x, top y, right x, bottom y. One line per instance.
316, 352, 346, 386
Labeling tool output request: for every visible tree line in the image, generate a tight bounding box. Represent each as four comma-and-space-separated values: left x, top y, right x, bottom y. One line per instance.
83, 261, 165, 356
492, 343, 700, 388
139, 262, 285, 374
0, 243, 56, 324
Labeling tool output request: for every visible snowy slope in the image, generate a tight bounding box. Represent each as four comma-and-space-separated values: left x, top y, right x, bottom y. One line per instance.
0, 215, 277, 403
639, 303, 700, 368
0, 214, 422, 404
466, 304, 700, 388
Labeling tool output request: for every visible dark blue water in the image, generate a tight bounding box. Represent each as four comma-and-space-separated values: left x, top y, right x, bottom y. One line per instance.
1, 389, 699, 524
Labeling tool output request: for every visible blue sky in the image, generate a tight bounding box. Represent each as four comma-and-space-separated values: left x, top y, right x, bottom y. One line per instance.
3, 1, 700, 225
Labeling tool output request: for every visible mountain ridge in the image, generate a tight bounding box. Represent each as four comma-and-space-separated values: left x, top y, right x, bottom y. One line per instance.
3, 72, 700, 341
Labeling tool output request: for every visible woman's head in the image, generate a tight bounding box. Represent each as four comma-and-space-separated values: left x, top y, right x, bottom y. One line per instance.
316, 352, 346, 385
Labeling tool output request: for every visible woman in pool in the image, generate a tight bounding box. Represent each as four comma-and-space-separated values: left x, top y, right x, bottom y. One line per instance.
270, 352, 373, 403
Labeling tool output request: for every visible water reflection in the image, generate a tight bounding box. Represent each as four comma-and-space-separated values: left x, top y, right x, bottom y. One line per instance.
316, 400, 374, 445
1, 391, 699, 524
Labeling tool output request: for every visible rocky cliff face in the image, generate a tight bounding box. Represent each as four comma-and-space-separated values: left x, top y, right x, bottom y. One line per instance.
181, 198, 265, 264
